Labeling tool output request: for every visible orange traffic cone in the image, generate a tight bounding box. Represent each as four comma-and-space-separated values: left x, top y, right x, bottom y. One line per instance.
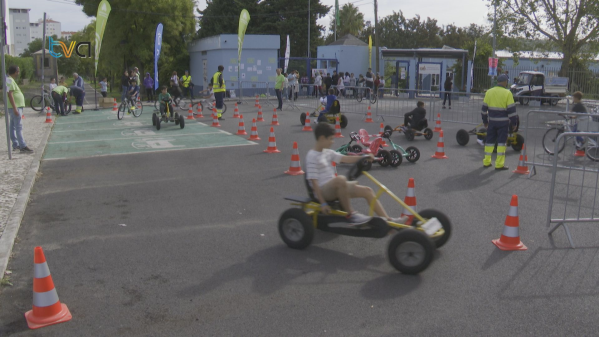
233, 103, 240, 118
195, 103, 204, 118
379, 123, 385, 135
248, 118, 260, 140
513, 144, 530, 174
332, 161, 338, 176
364, 106, 374, 123
45, 106, 53, 123
285, 142, 305, 175
431, 130, 448, 159
334, 116, 344, 138
492, 195, 527, 251
264, 127, 281, 153
211, 108, 221, 127
24, 247, 72, 329
574, 148, 585, 157
255, 94, 260, 107
434, 113, 442, 132
400, 178, 417, 226
112, 98, 118, 111
303, 114, 313, 131
271, 108, 280, 126
237, 114, 247, 135
187, 103, 195, 120
257, 105, 265, 122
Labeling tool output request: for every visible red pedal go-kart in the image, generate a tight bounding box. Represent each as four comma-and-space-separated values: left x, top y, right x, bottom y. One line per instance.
336, 130, 399, 169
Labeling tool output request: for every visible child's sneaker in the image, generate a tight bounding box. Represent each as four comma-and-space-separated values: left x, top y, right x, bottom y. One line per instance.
388, 216, 409, 224
346, 211, 372, 225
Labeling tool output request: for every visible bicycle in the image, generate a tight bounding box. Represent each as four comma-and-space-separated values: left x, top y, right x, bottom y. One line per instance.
118, 96, 143, 120
30, 90, 72, 114
542, 113, 599, 161
356, 87, 377, 104
192, 99, 227, 117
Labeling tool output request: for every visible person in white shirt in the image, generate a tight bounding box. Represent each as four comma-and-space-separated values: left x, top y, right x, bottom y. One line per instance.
306, 123, 409, 225
314, 72, 322, 97
336, 76, 345, 97
49, 77, 57, 91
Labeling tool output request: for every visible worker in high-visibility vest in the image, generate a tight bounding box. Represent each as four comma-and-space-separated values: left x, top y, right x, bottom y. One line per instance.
181, 70, 194, 99
481, 74, 517, 170
210, 65, 226, 120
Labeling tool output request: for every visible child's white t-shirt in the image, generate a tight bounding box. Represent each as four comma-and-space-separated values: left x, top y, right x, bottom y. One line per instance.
305, 149, 343, 187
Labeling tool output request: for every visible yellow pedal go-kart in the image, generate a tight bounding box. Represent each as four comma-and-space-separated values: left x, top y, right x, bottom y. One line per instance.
301, 99, 348, 128
278, 158, 452, 275
456, 122, 524, 151
153, 98, 185, 131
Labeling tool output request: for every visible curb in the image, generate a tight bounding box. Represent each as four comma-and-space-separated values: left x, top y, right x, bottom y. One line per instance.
0, 120, 53, 279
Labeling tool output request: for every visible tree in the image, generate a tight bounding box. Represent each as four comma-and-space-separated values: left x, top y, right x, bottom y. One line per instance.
75, 0, 196, 87
493, 0, 599, 75
326, 3, 365, 42
373, 11, 442, 49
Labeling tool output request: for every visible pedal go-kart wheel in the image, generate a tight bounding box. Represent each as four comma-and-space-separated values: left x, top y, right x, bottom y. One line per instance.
340, 115, 348, 129
350, 144, 362, 153
156, 118, 161, 130
404, 129, 415, 141
512, 134, 524, 152
423, 128, 433, 140
389, 150, 403, 167
387, 229, 435, 275
179, 115, 185, 129
377, 150, 391, 167
405, 146, 420, 163
456, 129, 470, 146
384, 125, 394, 134
363, 160, 372, 171
417, 209, 452, 248
300, 112, 306, 126
278, 208, 314, 249
152, 113, 157, 126
175, 112, 180, 125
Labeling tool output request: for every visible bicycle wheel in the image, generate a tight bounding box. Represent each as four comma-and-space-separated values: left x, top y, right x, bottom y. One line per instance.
542, 127, 567, 155
133, 101, 143, 117
222, 103, 227, 114
370, 94, 378, 105
118, 102, 126, 120
64, 101, 72, 115
30, 95, 45, 112
356, 93, 363, 103
192, 102, 203, 116
586, 138, 599, 161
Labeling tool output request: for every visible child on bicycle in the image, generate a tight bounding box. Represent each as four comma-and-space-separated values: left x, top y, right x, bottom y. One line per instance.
158, 86, 175, 120
127, 79, 139, 114
306, 123, 408, 226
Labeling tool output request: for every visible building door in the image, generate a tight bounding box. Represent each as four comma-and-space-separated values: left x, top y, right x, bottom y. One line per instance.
416, 62, 442, 97
394, 61, 410, 91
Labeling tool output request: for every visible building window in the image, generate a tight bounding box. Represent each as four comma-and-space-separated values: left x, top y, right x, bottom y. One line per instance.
44, 58, 50, 67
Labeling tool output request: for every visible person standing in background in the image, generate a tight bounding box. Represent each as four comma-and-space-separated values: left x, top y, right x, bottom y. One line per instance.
6, 65, 32, 153
314, 71, 322, 97
443, 75, 453, 109
365, 68, 374, 98
324, 73, 332, 95
121, 70, 129, 103
99, 77, 108, 97
331, 71, 339, 95
143, 73, 154, 102
209, 65, 226, 120
181, 70, 194, 99
274, 68, 285, 111
73, 72, 84, 89
49, 77, 57, 91
301, 73, 309, 96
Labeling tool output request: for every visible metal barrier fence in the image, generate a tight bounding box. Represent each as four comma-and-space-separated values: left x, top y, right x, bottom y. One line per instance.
523, 110, 599, 177
238, 81, 274, 106
546, 131, 599, 248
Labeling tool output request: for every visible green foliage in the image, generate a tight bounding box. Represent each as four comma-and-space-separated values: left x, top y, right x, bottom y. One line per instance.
5, 56, 34, 82
197, 0, 330, 58
75, 0, 197, 87
326, 3, 364, 42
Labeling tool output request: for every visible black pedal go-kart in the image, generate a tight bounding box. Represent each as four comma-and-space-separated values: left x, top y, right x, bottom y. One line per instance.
384, 119, 433, 141
278, 158, 452, 275
153, 99, 185, 130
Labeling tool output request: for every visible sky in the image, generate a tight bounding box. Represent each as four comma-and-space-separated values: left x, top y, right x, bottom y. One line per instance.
7, 0, 492, 44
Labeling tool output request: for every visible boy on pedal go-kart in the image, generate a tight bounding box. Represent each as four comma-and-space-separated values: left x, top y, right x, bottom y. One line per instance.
126, 79, 140, 115
158, 86, 176, 121
306, 123, 408, 225
401, 101, 427, 131
312, 88, 337, 120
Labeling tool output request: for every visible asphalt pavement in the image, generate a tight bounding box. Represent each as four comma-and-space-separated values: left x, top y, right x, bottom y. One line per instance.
1, 99, 599, 336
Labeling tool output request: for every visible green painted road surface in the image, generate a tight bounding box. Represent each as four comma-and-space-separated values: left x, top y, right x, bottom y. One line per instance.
44, 108, 256, 160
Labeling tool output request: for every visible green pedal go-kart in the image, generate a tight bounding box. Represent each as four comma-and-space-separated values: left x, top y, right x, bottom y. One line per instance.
456, 123, 524, 151
153, 99, 185, 131
301, 99, 348, 128
278, 158, 452, 275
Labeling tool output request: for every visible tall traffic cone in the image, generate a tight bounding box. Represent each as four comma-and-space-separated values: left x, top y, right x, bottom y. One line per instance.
187, 103, 195, 120
248, 118, 260, 140
24, 247, 72, 329
303, 115, 313, 131
112, 98, 118, 112
334, 116, 344, 138
211, 108, 221, 127
233, 103, 240, 118
513, 144, 530, 174
492, 195, 527, 251
574, 148, 585, 157
332, 161, 338, 176
236, 114, 247, 135
285, 142, 305, 175
45, 106, 53, 123
364, 106, 374, 123
255, 94, 260, 107
264, 127, 281, 153
271, 108, 280, 126
434, 113, 442, 132
379, 123, 385, 135
400, 178, 417, 226
431, 130, 448, 159
257, 105, 265, 122
195, 103, 204, 118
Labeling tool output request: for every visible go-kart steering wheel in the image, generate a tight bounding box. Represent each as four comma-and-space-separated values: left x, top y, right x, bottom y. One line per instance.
349, 132, 360, 141
347, 156, 370, 181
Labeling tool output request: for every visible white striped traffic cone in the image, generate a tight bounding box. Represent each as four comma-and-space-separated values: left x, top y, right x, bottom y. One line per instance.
271, 108, 280, 126
45, 106, 53, 123
434, 113, 442, 132
431, 130, 448, 159
303, 114, 313, 131
257, 105, 265, 122
248, 118, 260, 140
211, 108, 221, 127
513, 143, 530, 174
364, 106, 373, 123
492, 195, 527, 251
187, 103, 195, 120
112, 98, 118, 111
285, 142, 305, 175
335, 116, 344, 138
237, 114, 247, 135
264, 127, 281, 153
400, 178, 417, 226
195, 103, 204, 118
233, 102, 240, 118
